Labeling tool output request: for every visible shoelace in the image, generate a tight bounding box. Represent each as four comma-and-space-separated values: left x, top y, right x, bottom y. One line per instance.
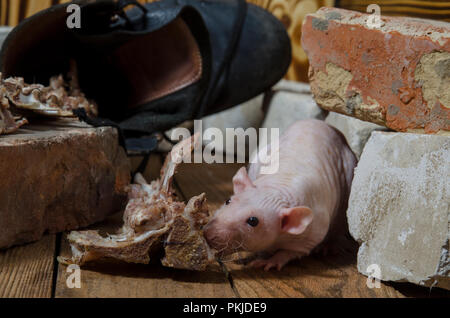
115, 0, 148, 28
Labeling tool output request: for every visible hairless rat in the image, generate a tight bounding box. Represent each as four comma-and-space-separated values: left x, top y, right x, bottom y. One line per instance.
204, 119, 357, 271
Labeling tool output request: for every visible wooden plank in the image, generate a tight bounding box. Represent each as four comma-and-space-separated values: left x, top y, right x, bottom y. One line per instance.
1, 0, 8, 25
227, 249, 404, 298
174, 162, 408, 298
129, 153, 164, 182
0, 234, 55, 298
24, 0, 52, 19
7, 0, 20, 26
54, 154, 235, 298
175, 162, 244, 210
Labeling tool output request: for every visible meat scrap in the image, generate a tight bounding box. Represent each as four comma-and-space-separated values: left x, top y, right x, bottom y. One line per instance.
0, 86, 27, 135
58, 134, 216, 271
162, 193, 214, 271
1, 67, 97, 118
0, 60, 98, 135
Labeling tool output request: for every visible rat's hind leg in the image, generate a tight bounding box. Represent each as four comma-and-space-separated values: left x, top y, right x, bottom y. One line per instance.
313, 231, 354, 256
249, 250, 306, 271
313, 240, 341, 256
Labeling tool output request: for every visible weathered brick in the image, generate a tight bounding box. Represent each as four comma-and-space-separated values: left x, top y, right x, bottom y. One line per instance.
0, 121, 130, 248
301, 7, 450, 133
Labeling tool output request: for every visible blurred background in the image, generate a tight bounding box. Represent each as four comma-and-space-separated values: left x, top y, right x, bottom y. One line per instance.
0, 0, 449, 83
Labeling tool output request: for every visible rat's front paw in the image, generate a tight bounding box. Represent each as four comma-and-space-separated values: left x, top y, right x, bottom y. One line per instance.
249, 258, 284, 271
249, 250, 304, 271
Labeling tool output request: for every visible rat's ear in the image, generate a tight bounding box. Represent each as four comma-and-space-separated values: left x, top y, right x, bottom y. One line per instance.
279, 206, 313, 235
232, 167, 255, 194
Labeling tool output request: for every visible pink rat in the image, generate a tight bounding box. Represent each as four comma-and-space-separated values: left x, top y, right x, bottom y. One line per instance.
204, 119, 357, 271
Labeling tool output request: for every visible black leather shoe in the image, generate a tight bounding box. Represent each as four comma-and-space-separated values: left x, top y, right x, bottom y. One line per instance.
0, 0, 291, 145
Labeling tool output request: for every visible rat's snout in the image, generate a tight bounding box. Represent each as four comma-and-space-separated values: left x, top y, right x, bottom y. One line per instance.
204, 218, 235, 256
203, 219, 214, 240
204, 219, 222, 248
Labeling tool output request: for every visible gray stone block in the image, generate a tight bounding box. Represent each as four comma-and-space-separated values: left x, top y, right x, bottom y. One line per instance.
325, 112, 388, 159
262, 80, 327, 134
347, 131, 449, 290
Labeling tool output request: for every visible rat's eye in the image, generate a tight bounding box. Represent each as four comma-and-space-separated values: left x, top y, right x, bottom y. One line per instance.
225, 198, 231, 205
246, 217, 259, 227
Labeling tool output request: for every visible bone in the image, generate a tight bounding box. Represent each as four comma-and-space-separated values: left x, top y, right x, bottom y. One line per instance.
160, 132, 201, 194
0, 86, 27, 135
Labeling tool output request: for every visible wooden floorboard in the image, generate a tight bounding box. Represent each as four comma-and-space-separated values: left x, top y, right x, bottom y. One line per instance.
0, 234, 55, 298
174, 162, 409, 298
53, 154, 235, 298
175, 162, 244, 209
227, 250, 404, 297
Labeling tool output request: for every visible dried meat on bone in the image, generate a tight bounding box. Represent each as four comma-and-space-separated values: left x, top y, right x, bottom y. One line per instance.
0, 63, 98, 135
1, 69, 97, 118
58, 134, 216, 271
0, 86, 27, 135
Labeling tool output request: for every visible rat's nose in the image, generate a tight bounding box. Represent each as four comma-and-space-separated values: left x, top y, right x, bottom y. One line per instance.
203, 219, 226, 251
203, 220, 216, 243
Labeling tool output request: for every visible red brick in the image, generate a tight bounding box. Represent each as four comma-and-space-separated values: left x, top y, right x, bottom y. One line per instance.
301, 7, 450, 133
